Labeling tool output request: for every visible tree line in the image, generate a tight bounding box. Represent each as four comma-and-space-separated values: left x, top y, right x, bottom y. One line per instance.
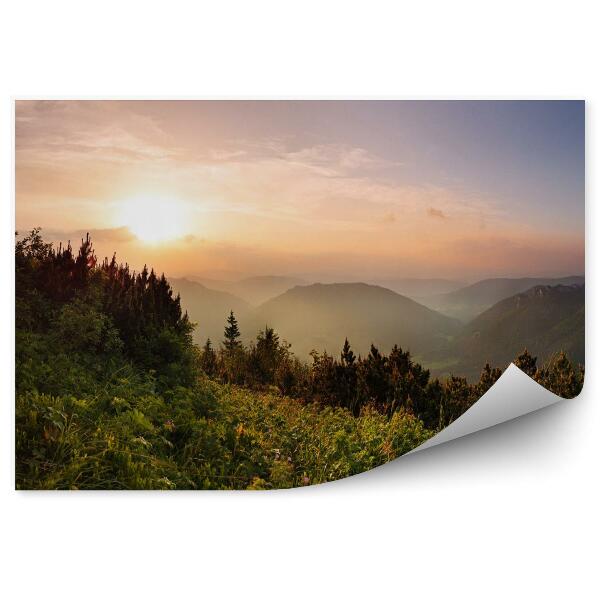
16, 229, 584, 435
16, 228, 197, 394
201, 310, 584, 431
16, 230, 433, 489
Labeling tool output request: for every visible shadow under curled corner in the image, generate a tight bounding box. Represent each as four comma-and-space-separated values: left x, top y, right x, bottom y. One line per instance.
408, 363, 566, 455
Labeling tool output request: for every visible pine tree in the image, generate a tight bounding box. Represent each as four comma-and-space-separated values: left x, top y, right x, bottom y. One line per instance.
252, 326, 280, 385
477, 363, 502, 396
200, 338, 217, 376
514, 348, 537, 377
358, 345, 389, 411
223, 310, 241, 352
535, 351, 583, 399
341, 338, 355, 366
338, 338, 358, 414
443, 375, 475, 425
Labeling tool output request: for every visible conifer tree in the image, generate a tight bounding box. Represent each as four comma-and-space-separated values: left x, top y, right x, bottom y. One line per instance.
477, 363, 502, 396
252, 326, 281, 385
535, 351, 583, 399
200, 338, 217, 376
223, 310, 241, 352
338, 338, 358, 414
361, 344, 389, 409
341, 338, 355, 366
514, 348, 537, 377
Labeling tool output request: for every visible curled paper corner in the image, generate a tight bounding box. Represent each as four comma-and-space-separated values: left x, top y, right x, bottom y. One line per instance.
409, 364, 566, 455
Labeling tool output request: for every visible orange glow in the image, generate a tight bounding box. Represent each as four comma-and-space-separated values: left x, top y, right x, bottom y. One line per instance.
115, 196, 192, 244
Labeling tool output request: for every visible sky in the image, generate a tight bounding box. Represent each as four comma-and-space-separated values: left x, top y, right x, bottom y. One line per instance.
15, 100, 585, 282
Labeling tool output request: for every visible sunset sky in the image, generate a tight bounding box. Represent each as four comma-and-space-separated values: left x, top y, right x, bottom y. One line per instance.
15, 100, 585, 282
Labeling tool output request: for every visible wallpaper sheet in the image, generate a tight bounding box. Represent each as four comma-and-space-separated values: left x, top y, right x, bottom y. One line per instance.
14, 100, 584, 489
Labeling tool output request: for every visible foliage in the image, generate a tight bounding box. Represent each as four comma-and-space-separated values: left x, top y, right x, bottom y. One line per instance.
532, 351, 584, 399
15, 230, 584, 490
204, 323, 515, 430
16, 228, 197, 393
16, 380, 431, 490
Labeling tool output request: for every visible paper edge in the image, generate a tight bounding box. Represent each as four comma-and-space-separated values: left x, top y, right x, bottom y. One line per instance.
408, 363, 565, 454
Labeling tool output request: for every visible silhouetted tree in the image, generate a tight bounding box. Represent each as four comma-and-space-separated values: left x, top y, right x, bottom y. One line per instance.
223, 311, 241, 352
250, 326, 281, 385
200, 338, 217, 377
337, 339, 359, 414
310, 350, 338, 404
15, 228, 197, 392
358, 345, 389, 411
220, 311, 245, 384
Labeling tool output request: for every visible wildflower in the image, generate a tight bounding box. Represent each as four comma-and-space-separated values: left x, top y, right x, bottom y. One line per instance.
302, 475, 310, 485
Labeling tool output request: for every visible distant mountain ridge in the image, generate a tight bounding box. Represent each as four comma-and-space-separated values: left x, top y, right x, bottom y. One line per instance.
169, 278, 250, 344
244, 282, 461, 359
191, 275, 307, 306
428, 283, 585, 379
172, 274, 584, 381
419, 275, 585, 322
369, 278, 466, 298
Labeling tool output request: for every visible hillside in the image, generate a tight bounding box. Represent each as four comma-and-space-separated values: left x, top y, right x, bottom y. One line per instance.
13, 230, 433, 490
16, 377, 432, 490
191, 275, 307, 306
245, 282, 461, 359
432, 284, 585, 379
420, 275, 584, 322
169, 277, 250, 344
15, 231, 584, 490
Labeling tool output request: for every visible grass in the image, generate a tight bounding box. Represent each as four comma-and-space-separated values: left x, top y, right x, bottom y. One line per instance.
16, 377, 433, 490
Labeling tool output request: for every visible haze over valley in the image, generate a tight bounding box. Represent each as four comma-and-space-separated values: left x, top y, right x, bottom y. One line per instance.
173, 272, 585, 380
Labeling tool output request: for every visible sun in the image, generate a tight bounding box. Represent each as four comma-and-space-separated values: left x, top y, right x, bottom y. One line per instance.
116, 196, 192, 244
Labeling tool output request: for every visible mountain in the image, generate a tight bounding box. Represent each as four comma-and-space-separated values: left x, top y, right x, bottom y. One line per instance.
419, 275, 584, 322
191, 275, 307, 306
169, 278, 250, 344
244, 283, 461, 359
231, 276, 308, 305
430, 284, 585, 379
172, 275, 585, 380
370, 278, 467, 298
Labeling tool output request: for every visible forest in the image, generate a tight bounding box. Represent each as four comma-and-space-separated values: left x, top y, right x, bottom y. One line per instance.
15, 230, 584, 489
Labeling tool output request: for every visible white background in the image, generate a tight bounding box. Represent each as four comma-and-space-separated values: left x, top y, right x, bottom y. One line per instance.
0, 1, 597, 598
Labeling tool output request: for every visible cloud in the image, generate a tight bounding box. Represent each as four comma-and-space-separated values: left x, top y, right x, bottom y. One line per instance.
16, 101, 580, 282
427, 207, 448, 219
41, 226, 137, 245
15, 101, 495, 237
16, 101, 177, 167
283, 144, 391, 176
